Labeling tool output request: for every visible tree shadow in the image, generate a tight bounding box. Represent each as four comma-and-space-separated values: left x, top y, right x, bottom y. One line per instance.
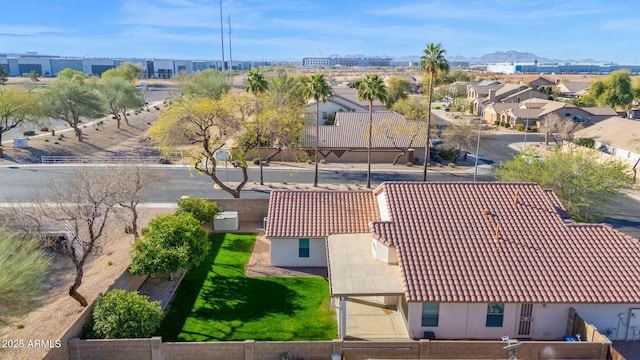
156, 233, 223, 340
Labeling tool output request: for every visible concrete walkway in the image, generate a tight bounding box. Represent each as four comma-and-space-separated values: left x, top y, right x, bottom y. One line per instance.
344, 298, 410, 340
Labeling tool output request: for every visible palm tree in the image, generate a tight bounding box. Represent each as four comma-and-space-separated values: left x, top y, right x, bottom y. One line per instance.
245, 68, 269, 185
356, 74, 387, 188
420, 43, 450, 181
303, 73, 333, 187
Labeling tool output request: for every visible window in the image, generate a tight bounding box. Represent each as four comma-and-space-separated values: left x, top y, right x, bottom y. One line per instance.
486, 303, 504, 327
298, 238, 309, 258
322, 111, 328, 119
421, 303, 439, 327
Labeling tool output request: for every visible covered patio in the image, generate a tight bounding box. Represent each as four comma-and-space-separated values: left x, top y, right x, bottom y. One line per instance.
327, 233, 409, 340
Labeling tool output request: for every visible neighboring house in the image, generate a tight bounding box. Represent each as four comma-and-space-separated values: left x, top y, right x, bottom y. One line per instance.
555, 81, 590, 98
265, 182, 640, 341
483, 98, 600, 128
581, 107, 619, 123
468, 83, 547, 115
301, 112, 427, 164
520, 75, 557, 89
306, 86, 385, 125
573, 116, 640, 180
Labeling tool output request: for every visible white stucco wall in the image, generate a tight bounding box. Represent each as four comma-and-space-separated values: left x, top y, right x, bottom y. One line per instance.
306, 102, 350, 125
376, 191, 390, 221
270, 237, 326, 267
406, 302, 640, 341
372, 238, 397, 264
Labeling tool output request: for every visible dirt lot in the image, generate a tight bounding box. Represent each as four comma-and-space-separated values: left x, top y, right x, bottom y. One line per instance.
0, 207, 174, 360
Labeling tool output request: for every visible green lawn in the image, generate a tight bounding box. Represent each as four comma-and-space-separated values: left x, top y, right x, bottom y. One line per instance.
156, 233, 337, 341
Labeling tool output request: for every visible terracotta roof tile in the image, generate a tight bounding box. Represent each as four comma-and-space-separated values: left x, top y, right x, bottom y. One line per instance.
266, 190, 379, 238
373, 182, 640, 303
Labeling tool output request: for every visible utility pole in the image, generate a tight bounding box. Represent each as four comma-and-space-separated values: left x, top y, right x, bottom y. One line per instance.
219, 0, 225, 72
228, 14, 232, 81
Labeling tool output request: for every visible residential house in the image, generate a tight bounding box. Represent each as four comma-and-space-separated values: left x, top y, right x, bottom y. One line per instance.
581, 107, 619, 123
520, 75, 557, 89
555, 81, 590, 98
482, 98, 602, 128
573, 116, 640, 180
306, 86, 385, 125
301, 112, 427, 164
265, 182, 640, 341
468, 83, 547, 115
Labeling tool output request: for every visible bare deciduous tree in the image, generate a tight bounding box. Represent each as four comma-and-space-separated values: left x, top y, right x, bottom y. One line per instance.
539, 114, 584, 147
113, 165, 166, 238
373, 118, 427, 165
6, 169, 126, 307
442, 124, 494, 163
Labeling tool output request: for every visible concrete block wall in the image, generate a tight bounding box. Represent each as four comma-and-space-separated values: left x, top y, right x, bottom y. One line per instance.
162, 341, 245, 360
253, 340, 334, 360
65, 338, 610, 360
69, 337, 159, 360
211, 199, 269, 222
340, 341, 421, 360
43, 271, 148, 360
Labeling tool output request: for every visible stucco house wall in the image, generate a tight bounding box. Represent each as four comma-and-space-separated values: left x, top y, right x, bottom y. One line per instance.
406, 302, 640, 341
307, 102, 348, 125
270, 237, 327, 267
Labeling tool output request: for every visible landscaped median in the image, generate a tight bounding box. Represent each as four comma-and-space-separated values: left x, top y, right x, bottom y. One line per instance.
157, 232, 337, 341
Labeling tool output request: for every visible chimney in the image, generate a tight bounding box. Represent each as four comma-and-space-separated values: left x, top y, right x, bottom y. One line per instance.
488, 89, 496, 103
512, 189, 520, 206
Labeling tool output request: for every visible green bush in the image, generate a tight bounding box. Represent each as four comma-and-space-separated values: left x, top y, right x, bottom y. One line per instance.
528, 126, 537, 132
573, 137, 595, 148
515, 124, 525, 131
90, 289, 162, 339
439, 148, 459, 161
176, 197, 220, 224
129, 213, 209, 276
493, 120, 500, 126
406, 162, 413, 167
252, 158, 260, 165
448, 163, 456, 168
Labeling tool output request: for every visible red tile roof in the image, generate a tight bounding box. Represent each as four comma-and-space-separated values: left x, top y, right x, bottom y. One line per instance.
266, 190, 380, 238
373, 182, 640, 303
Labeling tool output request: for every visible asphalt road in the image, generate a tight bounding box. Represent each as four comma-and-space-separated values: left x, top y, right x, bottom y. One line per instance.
1, 164, 638, 239
0, 164, 496, 202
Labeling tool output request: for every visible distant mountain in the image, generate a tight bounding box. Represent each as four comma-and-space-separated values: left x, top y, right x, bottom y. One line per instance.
392, 50, 608, 64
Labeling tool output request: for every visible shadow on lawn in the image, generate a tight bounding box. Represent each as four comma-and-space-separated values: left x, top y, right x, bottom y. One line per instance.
157, 233, 302, 342
194, 276, 299, 323
156, 233, 223, 340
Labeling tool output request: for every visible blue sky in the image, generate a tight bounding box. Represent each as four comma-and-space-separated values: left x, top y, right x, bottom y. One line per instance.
1, 0, 639, 63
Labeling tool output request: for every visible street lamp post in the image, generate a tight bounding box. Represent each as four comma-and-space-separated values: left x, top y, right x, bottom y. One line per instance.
523, 90, 533, 148
473, 105, 484, 182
